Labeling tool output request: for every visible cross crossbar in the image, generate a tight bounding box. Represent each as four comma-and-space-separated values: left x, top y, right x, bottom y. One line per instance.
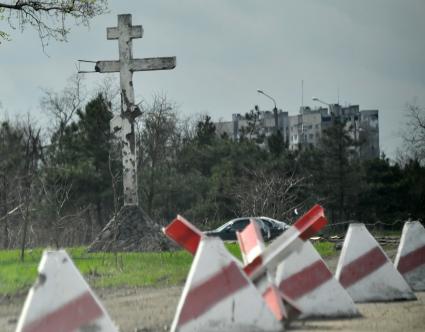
95, 57, 176, 73
107, 25, 143, 40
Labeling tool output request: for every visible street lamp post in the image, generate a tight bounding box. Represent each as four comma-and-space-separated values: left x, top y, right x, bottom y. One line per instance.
312, 97, 334, 116
312, 97, 330, 106
257, 89, 278, 133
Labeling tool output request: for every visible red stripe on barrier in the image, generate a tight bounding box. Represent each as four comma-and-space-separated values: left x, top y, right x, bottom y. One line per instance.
339, 246, 387, 288
179, 261, 248, 326
243, 255, 263, 277
299, 217, 327, 241
237, 220, 263, 258
22, 291, 103, 332
293, 205, 327, 241
163, 216, 203, 255
397, 245, 425, 275
278, 260, 333, 300
262, 285, 286, 321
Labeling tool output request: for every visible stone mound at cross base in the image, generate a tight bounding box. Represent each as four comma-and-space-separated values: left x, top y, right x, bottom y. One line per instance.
88, 205, 171, 252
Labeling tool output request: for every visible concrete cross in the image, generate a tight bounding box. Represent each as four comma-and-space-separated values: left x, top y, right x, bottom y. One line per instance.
94, 14, 176, 206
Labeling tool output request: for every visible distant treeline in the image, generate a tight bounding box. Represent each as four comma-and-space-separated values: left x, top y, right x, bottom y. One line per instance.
0, 84, 424, 250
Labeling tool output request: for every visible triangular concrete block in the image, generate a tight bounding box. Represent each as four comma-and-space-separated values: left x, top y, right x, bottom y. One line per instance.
237, 219, 299, 322
171, 237, 282, 332
16, 250, 119, 332
394, 221, 425, 291
244, 204, 327, 281
276, 241, 359, 318
335, 223, 416, 302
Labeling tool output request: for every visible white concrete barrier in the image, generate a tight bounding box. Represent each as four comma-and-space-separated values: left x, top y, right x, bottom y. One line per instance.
276, 241, 359, 318
335, 223, 416, 302
164, 205, 328, 323
394, 221, 425, 291
16, 250, 118, 332
170, 237, 282, 332
237, 219, 300, 322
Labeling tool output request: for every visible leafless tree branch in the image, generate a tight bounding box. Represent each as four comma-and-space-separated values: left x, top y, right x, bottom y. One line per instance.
0, 0, 108, 50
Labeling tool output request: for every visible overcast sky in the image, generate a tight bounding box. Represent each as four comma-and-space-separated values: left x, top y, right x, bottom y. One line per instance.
1, 0, 424, 158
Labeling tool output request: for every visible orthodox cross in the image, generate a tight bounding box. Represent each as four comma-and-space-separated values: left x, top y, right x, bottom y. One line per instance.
94, 14, 176, 206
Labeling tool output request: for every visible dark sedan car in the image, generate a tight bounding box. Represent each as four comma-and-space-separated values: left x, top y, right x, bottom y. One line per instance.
204, 217, 289, 241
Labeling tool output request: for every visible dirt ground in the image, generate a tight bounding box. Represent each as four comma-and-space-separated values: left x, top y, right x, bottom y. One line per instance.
1, 247, 425, 332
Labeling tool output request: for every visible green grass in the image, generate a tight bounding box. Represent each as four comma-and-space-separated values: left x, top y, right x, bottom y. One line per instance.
313, 241, 336, 257
0, 242, 334, 296
0, 247, 194, 296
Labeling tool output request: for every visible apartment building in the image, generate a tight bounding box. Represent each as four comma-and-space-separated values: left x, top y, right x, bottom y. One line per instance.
215, 103, 380, 160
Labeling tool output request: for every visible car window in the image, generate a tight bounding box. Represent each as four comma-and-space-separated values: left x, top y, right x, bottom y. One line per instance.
261, 218, 273, 228
257, 219, 270, 232
230, 219, 250, 231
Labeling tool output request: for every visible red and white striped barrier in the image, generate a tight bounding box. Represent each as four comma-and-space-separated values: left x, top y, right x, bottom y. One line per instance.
335, 223, 416, 302
243, 204, 327, 281
394, 221, 425, 291
16, 250, 118, 332
275, 241, 358, 318
236, 219, 265, 265
163, 215, 204, 255
164, 205, 327, 322
171, 237, 282, 332
237, 219, 300, 321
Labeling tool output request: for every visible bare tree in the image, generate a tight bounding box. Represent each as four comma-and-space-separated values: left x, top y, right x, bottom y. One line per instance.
138, 94, 179, 216
233, 167, 308, 222
39, 175, 72, 248
402, 103, 425, 163
94, 74, 121, 113
18, 119, 42, 261
0, 0, 108, 49
41, 74, 86, 136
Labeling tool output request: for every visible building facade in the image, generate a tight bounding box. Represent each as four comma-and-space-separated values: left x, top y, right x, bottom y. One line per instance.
215, 104, 380, 160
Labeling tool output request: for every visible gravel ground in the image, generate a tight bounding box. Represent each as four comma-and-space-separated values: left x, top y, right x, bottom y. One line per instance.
1, 246, 424, 332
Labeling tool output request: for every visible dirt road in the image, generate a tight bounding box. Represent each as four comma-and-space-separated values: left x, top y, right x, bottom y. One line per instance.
1, 247, 425, 332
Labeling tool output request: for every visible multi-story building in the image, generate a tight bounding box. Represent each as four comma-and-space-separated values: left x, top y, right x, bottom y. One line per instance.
216, 109, 289, 144
288, 106, 330, 150
215, 103, 380, 160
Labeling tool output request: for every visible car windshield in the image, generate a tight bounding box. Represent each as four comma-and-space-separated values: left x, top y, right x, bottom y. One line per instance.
261, 217, 288, 228
261, 218, 273, 228
230, 219, 250, 231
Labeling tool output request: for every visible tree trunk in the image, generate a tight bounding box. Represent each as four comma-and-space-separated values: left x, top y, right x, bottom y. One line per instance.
20, 199, 30, 262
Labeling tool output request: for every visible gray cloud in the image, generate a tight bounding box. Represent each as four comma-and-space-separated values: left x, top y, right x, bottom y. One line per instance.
1, 0, 424, 158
